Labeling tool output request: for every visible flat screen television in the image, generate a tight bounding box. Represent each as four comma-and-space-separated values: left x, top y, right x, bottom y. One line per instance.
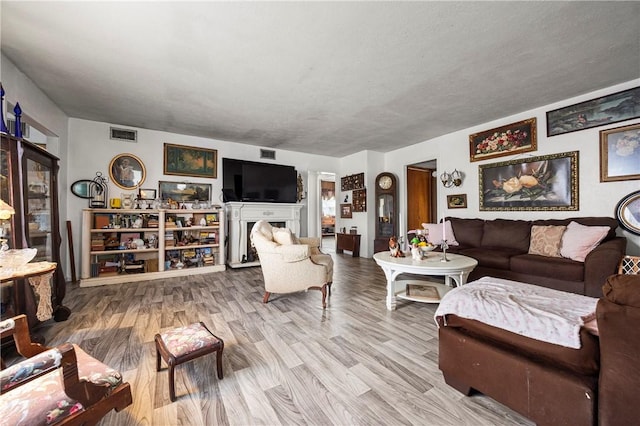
222, 158, 297, 203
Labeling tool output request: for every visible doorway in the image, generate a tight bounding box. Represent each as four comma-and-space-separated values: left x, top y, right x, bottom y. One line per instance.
319, 174, 336, 252
406, 160, 438, 231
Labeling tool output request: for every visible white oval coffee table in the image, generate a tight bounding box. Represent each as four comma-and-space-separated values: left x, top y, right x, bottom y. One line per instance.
373, 251, 478, 310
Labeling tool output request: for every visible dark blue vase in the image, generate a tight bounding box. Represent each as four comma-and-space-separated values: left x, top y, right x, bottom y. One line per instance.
13, 102, 22, 138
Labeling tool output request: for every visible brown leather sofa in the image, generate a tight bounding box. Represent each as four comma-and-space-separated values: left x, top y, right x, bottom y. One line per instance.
437, 273, 640, 426
444, 217, 626, 297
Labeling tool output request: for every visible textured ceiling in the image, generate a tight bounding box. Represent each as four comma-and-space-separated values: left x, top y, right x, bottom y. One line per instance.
2, 1, 639, 157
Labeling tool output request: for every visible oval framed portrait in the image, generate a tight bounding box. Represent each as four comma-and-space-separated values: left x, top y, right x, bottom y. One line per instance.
109, 153, 146, 190
616, 190, 640, 236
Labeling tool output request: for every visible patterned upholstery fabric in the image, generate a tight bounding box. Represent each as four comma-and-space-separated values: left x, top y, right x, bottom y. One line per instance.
159, 323, 221, 358
0, 344, 123, 426
528, 225, 566, 257
1, 348, 63, 391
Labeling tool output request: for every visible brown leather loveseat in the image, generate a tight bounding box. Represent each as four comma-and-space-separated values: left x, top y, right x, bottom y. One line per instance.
444, 217, 626, 297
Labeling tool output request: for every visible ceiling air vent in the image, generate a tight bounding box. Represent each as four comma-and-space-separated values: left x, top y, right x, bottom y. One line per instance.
110, 127, 137, 142
260, 149, 276, 160
7, 119, 29, 138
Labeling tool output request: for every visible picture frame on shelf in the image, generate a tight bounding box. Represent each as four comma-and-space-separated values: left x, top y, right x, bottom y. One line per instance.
469, 118, 537, 162
109, 153, 146, 190
447, 194, 467, 209
340, 203, 353, 218
546, 86, 640, 137
479, 151, 578, 211
159, 181, 212, 202
616, 190, 640, 236
163, 143, 217, 178
138, 188, 157, 200
599, 123, 640, 182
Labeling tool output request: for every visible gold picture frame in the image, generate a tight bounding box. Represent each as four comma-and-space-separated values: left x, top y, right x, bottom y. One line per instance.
109, 153, 146, 190
469, 118, 537, 162
599, 123, 640, 182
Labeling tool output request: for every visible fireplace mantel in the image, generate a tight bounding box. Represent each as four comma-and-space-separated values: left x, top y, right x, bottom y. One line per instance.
225, 202, 303, 268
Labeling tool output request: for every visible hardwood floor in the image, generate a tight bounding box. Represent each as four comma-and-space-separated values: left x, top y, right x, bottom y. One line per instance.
40, 254, 533, 425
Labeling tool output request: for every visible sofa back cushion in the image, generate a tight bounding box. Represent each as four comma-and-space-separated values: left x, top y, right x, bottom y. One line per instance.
481, 219, 531, 252
448, 218, 485, 247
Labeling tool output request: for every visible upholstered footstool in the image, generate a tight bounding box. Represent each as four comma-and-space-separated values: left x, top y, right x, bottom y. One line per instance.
154, 322, 224, 402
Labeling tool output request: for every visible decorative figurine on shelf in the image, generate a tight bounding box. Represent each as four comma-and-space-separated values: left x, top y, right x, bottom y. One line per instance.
388, 236, 405, 257
0, 84, 9, 134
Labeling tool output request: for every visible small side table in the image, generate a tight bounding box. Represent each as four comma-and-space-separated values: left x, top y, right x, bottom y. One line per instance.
336, 233, 361, 257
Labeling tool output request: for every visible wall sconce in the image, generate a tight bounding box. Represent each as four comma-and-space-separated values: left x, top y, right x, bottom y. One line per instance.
440, 169, 463, 188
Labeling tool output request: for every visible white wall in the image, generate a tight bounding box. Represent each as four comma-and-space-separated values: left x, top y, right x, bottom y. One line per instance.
66, 118, 340, 270
385, 79, 640, 255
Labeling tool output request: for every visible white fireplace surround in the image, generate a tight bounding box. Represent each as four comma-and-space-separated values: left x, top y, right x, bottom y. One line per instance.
225, 202, 302, 268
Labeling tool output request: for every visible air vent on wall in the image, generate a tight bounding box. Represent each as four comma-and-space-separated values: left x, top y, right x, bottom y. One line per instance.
110, 127, 137, 142
260, 149, 276, 160
7, 119, 29, 138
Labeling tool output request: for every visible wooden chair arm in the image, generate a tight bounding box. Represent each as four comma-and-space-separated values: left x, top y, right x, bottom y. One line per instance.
0, 314, 48, 364
57, 343, 112, 407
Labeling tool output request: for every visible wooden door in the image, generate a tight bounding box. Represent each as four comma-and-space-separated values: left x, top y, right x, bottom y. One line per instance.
407, 166, 437, 230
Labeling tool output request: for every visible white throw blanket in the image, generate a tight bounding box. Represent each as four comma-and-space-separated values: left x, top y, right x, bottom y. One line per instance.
434, 276, 598, 349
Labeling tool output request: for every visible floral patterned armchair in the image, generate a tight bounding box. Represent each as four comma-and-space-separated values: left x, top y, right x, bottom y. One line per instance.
250, 220, 334, 308
0, 315, 132, 425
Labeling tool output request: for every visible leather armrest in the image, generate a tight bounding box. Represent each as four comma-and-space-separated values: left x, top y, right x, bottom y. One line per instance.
583, 237, 626, 297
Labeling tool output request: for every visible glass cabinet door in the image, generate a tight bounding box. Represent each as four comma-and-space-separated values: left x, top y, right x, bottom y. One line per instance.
24, 157, 53, 262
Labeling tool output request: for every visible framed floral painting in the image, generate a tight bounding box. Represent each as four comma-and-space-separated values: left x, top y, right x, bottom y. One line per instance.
469, 118, 537, 162
599, 123, 640, 182
447, 194, 467, 209
479, 151, 578, 211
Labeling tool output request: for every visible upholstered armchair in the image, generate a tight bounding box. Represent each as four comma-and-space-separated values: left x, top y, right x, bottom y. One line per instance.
250, 220, 334, 308
0, 314, 132, 425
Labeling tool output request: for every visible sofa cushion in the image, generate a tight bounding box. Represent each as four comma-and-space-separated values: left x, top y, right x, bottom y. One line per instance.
272, 227, 295, 245
528, 225, 566, 257
448, 218, 485, 247
459, 247, 522, 270
560, 221, 609, 262
511, 254, 584, 282
481, 219, 532, 252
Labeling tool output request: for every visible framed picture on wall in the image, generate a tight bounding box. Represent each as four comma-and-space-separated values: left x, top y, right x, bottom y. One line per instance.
469, 118, 537, 162
616, 190, 640, 236
547, 86, 640, 137
447, 194, 467, 209
479, 151, 578, 211
159, 181, 212, 202
340, 203, 353, 218
599, 123, 640, 182
108, 153, 146, 190
164, 143, 217, 178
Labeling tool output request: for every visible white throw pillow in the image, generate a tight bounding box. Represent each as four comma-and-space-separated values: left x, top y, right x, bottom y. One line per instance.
272, 227, 295, 245
560, 221, 609, 262
421, 221, 459, 245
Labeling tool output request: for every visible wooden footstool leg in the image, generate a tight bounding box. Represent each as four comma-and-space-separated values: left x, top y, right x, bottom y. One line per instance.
216, 343, 224, 379
155, 323, 224, 402
168, 361, 177, 402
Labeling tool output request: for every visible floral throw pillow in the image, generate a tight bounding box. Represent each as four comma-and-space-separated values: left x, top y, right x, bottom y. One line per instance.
528, 225, 566, 257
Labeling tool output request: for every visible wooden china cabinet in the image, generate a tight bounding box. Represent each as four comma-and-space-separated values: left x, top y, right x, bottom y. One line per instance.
1, 133, 70, 333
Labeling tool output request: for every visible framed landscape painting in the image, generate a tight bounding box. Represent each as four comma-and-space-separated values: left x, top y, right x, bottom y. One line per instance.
599, 123, 640, 182
164, 143, 217, 178
469, 118, 537, 162
159, 181, 212, 202
479, 151, 578, 211
547, 86, 640, 137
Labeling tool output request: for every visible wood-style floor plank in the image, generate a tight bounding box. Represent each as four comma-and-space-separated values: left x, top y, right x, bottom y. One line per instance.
31, 253, 534, 425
